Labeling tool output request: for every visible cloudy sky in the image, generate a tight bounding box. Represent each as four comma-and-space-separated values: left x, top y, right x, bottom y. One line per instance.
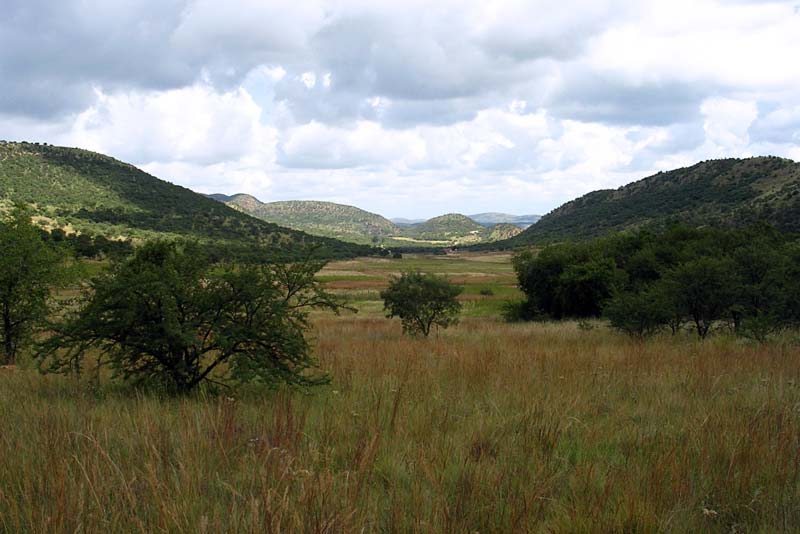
2, 0, 799, 218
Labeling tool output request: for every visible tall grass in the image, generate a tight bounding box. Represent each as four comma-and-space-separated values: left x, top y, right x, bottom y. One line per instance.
1, 318, 799, 532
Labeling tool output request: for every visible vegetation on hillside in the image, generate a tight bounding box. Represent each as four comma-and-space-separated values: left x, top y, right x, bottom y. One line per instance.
497, 156, 800, 247
402, 213, 484, 239
0, 142, 371, 260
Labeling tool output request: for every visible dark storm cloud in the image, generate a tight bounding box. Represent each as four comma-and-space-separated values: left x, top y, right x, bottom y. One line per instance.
0, 0, 320, 117
0, 0, 193, 116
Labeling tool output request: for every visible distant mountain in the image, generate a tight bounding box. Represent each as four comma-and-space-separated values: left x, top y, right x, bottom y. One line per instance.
390, 217, 426, 226
212, 198, 522, 247
403, 213, 485, 239
498, 156, 800, 247
468, 212, 541, 227
216, 195, 400, 245
0, 142, 371, 259
395, 213, 523, 244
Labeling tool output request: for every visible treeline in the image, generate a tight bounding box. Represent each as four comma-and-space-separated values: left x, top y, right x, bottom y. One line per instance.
511, 224, 800, 340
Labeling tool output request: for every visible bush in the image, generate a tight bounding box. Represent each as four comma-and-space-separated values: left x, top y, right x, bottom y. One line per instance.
380, 270, 462, 337
604, 288, 671, 338
501, 300, 537, 322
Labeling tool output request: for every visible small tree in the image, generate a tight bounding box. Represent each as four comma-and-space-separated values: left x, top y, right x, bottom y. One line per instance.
0, 206, 66, 364
37, 241, 347, 394
604, 287, 671, 339
381, 270, 462, 336
661, 257, 738, 339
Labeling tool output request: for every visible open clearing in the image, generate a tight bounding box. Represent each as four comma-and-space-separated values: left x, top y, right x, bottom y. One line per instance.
1, 253, 799, 532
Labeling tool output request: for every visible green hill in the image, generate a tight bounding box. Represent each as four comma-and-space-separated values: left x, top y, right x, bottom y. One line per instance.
480, 223, 523, 241
213, 199, 524, 247
403, 213, 484, 240
500, 156, 800, 247
216, 196, 400, 245
392, 214, 521, 245
0, 142, 371, 259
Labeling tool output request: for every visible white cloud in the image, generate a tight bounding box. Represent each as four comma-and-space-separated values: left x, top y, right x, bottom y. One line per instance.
701, 97, 759, 155
1, 0, 799, 217
67, 84, 275, 167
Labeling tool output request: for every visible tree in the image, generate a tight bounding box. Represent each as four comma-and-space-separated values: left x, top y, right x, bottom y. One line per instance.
604, 286, 671, 339
0, 206, 66, 364
556, 257, 626, 317
661, 257, 738, 339
381, 270, 462, 337
37, 241, 347, 394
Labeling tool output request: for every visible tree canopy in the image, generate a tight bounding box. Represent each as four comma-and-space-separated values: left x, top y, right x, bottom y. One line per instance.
512, 224, 800, 339
37, 241, 347, 393
380, 270, 462, 337
0, 206, 67, 364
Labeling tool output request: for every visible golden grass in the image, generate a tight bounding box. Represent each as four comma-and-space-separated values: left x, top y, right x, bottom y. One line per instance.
2, 317, 799, 532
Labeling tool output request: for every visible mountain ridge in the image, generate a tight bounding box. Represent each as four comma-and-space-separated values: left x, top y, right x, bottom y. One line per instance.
210, 196, 526, 246
220, 196, 400, 245
495, 156, 800, 248
0, 142, 371, 259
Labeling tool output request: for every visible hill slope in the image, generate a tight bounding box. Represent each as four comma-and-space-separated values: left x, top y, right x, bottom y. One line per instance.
0, 142, 370, 259
502, 156, 800, 246
218, 196, 400, 245
403, 213, 485, 239
213, 197, 525, 247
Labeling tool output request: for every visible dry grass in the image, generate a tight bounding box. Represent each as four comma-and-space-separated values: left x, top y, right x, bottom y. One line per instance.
2, 317, 799, 532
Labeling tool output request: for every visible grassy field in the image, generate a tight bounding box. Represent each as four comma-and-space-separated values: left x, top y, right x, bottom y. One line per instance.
1, 253, 799, 532
318, 252, 522, 318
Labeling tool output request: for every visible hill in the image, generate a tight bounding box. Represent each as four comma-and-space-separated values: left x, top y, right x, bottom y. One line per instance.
212, 196, 400, 245
481, 223, 524, 241
500, 156, 800, 247
468, 212, 541, 227
0, 142, 371, 259
213, 197, 524, 247
403, 213, 484, 240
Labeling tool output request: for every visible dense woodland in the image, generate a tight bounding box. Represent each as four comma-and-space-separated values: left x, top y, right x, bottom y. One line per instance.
511, 224, 800, 340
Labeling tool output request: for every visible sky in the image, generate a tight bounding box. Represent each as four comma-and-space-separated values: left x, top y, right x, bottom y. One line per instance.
2, 0, 799, 218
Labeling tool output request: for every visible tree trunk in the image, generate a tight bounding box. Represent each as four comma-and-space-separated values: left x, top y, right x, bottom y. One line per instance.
3, 308, 14, 365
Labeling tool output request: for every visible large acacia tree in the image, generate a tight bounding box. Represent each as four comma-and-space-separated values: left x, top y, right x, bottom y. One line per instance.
38, 241, 346, 393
